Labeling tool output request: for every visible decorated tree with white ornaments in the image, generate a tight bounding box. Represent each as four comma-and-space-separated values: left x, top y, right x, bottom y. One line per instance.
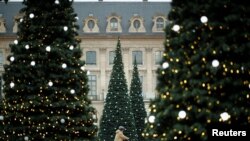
2, 0, 97, 140
130, 58, 147, 141
143, 0, 250, 140
98, 38, 138, 141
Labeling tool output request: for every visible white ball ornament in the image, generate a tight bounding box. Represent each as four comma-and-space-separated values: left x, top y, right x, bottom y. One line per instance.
48, 81, 53, 87
0, 115, 4, 120
63, 26, 68, 31
75, 16, 79, 20
220, 112, 230, 121
24, 136, 29, 141
55, 0, 59, 4
69, 45, 74, 50
46, 46, 51, 52
14, 40, 18, 45
212, 59, 220, 67
70, 89, 75, 94
10, 56, 15, 62
81, 66, 85, 71
162, 62, 169, 69
172, 24, 180, 32
31, 61, 36, 66
10, 82, 15, 88
29, 13, 34, 19
62, 63, 67, 69
148, 115, 155, 123
178, 110, 187, 119
200, 16, 208, 23
60, 118, 65, 124
25, 45, 30, 49
19, 18, 23, 22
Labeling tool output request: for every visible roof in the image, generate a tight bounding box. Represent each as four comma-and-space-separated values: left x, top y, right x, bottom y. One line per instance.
0, 2, 171, 35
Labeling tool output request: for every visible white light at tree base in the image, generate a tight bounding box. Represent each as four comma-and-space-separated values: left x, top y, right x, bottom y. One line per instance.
62, 63, 67, 69
10, 56, 15, 62
31, 61, 36, 66
24, 136, 29, 141
63, 26, 68, 31
162, 62, 169, 69
10, 82, 15, 88
212, 59, 220, 67
220, 112, 230, 121
25, 45, 30, 49
48, 81, 53, 87
148, 115, 155, 123
60, 118, 65, 124
29, 13, 34, 19
172, 24, 180, 32
69, 45, 74, 50
70, 89, 75, 94
200, 16, 208, 23
46, 46, 51, 52
14, 40, 18, 45
178, 110, 187, 119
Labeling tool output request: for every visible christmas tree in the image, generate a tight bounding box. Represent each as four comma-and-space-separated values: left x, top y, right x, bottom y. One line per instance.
98, 38, 138, 141
2, 0, 97, 140
144, 0, 250, 140
129, 58, 147, 141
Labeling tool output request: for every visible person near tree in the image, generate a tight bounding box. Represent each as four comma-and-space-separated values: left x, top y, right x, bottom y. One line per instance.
114, 126, 129, 141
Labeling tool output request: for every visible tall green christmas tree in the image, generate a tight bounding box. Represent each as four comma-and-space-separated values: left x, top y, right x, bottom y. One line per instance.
144, 0, 250, 140
130, 58, 147, 141
98, 38, 138, 141
2, 0, 97, 140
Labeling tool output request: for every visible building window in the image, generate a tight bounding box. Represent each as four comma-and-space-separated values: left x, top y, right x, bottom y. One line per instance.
132, 51, 143, 65
88, 75, 97, 100
83, 15, 99, 33
155, 51, 163, 65
110, 18, 118, 31
129, 15, 146, 33
156, 17, 164, 31
87, 20, 95, 30
133, 19, 141, 30
0, 50, 3, 65
109, 51, 115, 65
86, 51, 96, 65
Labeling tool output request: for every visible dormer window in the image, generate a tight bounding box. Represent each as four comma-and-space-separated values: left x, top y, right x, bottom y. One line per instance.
129, 15, 146, 33
83, 14, 99, 33
106, 13, 122, 33
156, 17, 164, 31
0, 16, 6, 33
110, 18, 118, 31
88, 20, 95, 30
133, 20, 140, 30
152, 15, 167, 32
13, 13, 24, 33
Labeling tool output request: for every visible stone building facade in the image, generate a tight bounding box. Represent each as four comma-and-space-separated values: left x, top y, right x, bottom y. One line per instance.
0, 1, 170, 125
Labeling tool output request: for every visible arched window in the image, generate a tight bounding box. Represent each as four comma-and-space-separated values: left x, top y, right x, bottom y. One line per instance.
110, 18, 118, 31
156, 17, 164, 30
133, 19, 141, 30
87, 20, 95, 30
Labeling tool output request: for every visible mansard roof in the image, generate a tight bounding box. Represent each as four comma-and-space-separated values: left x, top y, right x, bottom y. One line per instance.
0, 2, 171, 35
